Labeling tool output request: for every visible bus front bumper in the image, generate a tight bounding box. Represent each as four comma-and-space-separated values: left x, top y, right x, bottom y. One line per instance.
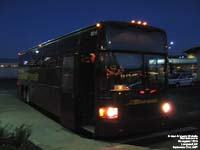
95, 116, 168, 137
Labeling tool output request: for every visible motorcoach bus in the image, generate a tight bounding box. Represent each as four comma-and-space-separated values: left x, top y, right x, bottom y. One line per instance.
18, 21, 173, 137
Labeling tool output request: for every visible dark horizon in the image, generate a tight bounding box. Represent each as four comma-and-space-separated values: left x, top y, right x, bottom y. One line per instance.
0, 0, 200, 58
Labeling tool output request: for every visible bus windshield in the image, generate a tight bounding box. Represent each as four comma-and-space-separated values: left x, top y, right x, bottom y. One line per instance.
105, 26, 166, 53
97, 52, 166, 93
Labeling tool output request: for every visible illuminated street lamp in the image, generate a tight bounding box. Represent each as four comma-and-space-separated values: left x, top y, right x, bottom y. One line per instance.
168, 41, 174, 50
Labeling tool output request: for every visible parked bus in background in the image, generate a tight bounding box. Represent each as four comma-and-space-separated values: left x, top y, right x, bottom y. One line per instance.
18, 21, 174, 137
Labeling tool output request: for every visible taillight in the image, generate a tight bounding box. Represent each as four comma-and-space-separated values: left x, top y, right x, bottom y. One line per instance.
139, 90, 145, 94
150, 89, 157, 93
99, 107, 118, 119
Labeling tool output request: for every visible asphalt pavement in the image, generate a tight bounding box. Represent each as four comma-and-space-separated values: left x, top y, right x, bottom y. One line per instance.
125, 85, 200, 149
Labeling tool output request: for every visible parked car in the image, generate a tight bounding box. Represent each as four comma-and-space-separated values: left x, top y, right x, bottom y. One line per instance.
168, 73, 195, 87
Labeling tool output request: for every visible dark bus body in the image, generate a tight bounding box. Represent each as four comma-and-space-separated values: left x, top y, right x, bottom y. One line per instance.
18, 21, 172, 137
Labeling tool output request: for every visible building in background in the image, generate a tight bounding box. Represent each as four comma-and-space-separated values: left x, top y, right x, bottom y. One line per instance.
184, 46, 200, 81
0, 58, 18, 79
168, 55, 197, 75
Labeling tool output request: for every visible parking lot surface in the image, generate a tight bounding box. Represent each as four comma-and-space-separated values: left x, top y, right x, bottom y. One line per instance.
1, 80, 200, 150
0, 83, 153, 150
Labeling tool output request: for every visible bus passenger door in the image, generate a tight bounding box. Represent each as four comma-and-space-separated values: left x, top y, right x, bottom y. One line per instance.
77, 53, 95, 128
60, 55, 77, 130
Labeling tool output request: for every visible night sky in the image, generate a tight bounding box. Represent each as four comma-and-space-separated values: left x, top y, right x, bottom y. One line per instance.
0, 0, 200, 58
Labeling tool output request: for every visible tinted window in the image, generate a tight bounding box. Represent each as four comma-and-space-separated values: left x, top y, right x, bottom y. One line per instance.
80, 30, 98, 53
105, 26, 166, 53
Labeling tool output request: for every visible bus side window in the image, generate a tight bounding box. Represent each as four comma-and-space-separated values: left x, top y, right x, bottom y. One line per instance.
80, 30, 98, 52
63, 35, 80, 52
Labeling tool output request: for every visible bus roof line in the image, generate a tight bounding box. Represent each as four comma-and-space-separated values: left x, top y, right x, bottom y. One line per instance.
19, 24, 98, 54
19, 21, 166, 55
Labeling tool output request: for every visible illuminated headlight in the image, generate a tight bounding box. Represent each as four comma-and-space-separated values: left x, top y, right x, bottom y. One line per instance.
161, 102, 172, 114
99, 107, 118, 119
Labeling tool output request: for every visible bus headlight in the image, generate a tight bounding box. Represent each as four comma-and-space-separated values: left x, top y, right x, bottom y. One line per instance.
161, 102, 172, 114
99, 107, 118, 119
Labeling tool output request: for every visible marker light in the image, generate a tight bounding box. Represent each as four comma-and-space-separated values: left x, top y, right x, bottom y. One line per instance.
99, 107, 118, 119
131, 20, 148, 26
131, 20, 136, 24
142, 21, 148, 26
137, 21, 142, 25
161, 102, 171, 114
96, 23, 101, 28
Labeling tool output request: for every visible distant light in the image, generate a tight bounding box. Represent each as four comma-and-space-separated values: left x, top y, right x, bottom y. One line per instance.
23, 61, 28, 65
187, 54, 196, 59
180, 55, 185, 59
170, 41, 174, 45
137, 21, 142, 24
35, 50, 39, 54
96, 23, 101, 28
168, 46, 171, 50
142, 21, 148, 26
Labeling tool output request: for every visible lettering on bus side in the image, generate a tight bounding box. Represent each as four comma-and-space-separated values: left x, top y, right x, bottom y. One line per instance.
18, 69, 39, 81
126, 99, 158, 106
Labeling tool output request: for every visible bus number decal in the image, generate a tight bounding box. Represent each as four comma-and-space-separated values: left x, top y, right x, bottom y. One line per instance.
90, 30, 98, 36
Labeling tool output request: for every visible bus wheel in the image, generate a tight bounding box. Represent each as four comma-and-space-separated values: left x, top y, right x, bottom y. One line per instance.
25, 89, 30, 103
